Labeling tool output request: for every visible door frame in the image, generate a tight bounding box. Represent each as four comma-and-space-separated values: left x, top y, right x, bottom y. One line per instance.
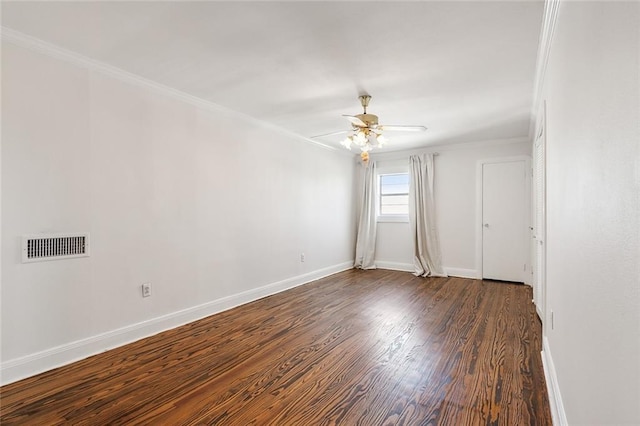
475, 155, 532, 282
533, 101, 548, 321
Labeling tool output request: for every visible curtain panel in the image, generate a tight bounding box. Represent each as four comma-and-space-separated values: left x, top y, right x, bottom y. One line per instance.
409, 154, 447, 277
354, 161, 377, 269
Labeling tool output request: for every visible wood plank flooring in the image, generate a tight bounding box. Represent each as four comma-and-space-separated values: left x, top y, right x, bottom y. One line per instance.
0, 269, 552, 425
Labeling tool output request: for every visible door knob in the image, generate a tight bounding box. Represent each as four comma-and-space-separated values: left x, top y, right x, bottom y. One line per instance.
483, 223, 489, 228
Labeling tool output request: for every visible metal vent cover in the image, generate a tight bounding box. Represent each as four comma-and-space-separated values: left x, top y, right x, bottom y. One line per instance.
22, 233, 90, 263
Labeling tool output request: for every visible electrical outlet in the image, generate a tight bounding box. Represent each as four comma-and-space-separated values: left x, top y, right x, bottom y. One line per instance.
142, 283, 152, 298
300, 253, 305, 263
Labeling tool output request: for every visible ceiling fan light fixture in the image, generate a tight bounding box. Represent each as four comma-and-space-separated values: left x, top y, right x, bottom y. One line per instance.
354, 131, 367, 145
318, 95, 426, 162
340, 137, 353, 149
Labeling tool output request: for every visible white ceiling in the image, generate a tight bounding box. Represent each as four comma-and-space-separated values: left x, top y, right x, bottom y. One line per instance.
2, 1, 544, 152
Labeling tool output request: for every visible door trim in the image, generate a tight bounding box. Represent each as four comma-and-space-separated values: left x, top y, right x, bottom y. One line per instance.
533, 100, 548, 324
475, 155, 532, 282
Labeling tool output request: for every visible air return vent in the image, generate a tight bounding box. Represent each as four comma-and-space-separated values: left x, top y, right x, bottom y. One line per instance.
22, 233, 90, 263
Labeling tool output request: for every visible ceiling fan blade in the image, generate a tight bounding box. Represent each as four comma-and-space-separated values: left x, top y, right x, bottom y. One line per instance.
342, 115, 367, 127
311, 129, 350, 139
379, 125, 427, 132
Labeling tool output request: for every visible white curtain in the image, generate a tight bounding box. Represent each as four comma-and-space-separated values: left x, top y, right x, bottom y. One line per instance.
409, 154, 447, 277
354, 161, 377, 269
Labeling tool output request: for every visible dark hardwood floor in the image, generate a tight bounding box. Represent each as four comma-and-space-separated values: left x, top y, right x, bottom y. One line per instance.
0, 269, 551, 425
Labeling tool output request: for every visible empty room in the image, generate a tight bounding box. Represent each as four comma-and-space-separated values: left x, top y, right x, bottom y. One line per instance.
1, 1, 638, 425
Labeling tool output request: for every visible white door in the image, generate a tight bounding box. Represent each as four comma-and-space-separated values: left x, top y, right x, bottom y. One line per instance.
482, 161, 527, 282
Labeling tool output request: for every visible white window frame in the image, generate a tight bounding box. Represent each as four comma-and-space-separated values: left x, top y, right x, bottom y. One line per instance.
376, 165, 410, 223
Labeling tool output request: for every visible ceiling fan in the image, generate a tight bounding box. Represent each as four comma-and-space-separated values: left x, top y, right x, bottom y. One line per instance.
313, 95, 427, 162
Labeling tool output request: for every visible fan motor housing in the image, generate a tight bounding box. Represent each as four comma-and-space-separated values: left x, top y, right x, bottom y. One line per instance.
356, 113, 379, 127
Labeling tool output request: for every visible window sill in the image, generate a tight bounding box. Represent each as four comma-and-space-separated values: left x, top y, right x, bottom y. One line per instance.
377, 215, 409, 223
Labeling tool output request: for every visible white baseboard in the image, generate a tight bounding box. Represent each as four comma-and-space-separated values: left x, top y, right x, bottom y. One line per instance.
0, 261, 354, 386
444, 267, 479, 279
542, 337, 568, 426
536, 304, 544, 320
374, 261, 414, 273
374, 262, 479, 279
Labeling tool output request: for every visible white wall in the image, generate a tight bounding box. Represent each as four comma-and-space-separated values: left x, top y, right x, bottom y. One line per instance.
540, 1, 640, 424
1, 41, 357, 383
373, 140, 531, 278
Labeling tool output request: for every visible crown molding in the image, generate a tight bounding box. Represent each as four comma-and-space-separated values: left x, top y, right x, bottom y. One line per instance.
528, 0, 561, 139
0, 26, 340, 153
424, 136, 531, 152
370, 136, 531, 162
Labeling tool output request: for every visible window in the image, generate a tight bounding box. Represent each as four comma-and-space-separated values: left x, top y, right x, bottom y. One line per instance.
378, 173, 409, 220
